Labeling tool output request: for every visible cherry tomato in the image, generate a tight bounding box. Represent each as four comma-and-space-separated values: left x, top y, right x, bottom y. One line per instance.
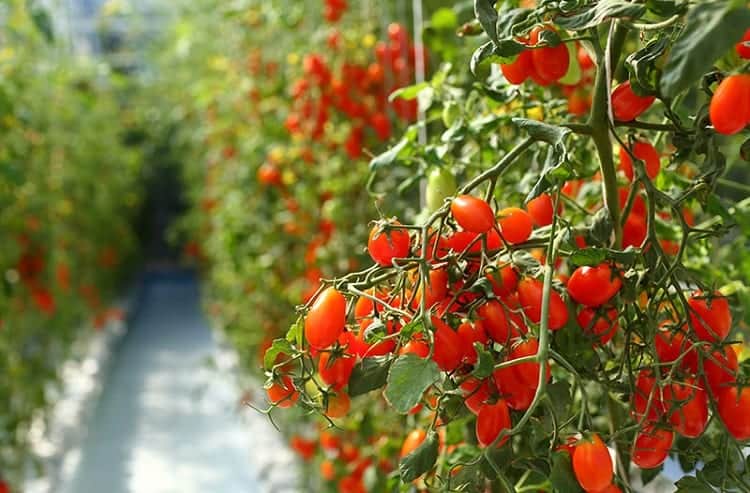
517, 278, 569, 330
529, 26, 569, 83
576, 307, 619, 345
457, 321, 488, 364
572, 433, 613, 492
497, 207, 533, 244
400, 338, 430, 358
291, 435, 317, 461
325, 392, 351, 418
654, 324, 696, 370
318, 351, 356, 390
338, 475, 365, 493
578, 44, 594, 71
737, 28, 750, 59
305, 287, 347, 349
500, 50, 534, 85
611, 81, 655, 122
688, 291, 732, 342
320, 431, 341, 451
417, 268, 449, 308
320, 459, 336, 481
486, 265, 519, 297
632, 425, 673, 469
451, 195, 495, 233
703, 345, 738, 395
622, 212, 647, 249
618, 187, 646, 216
632, 369, 664, 423
619, 140, 661, 181
526, 193, 556, 227
664, 378, 708, 438
477, 300, 511, 344
400, 429, 427, 457
508, 338, 550, 388
432, 317, 464, 372
718, 386, 750, 441
266, 375, 299, 408
461, 377, 491, 414
368, 221, 411, 266
257, 163, 282, 186
567, 263, 622, 307
709, 74, 750, 135
476, 400, 512, 447
494, 364, 535, 410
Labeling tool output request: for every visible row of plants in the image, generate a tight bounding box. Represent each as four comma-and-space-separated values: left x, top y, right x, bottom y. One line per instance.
162, 0, 750, 492
0, 2, 146, 490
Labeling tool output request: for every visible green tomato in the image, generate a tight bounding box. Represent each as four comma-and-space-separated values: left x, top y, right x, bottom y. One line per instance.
558, 42, 582, 86
425, 167, 457, 212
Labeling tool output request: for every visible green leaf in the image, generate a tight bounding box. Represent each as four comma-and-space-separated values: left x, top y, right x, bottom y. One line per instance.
640, 465, 663, 486
661, 2, 750, 98
674, 476, 714, 493
549, 452, 584, 492
513, 118, 571, 147
399, 431, 439, 482
384, 354, 441, 414
555, 1, 646, 31
26, 0, 54, 42
472, 343, 495, 379
569, 247, 608, 266
626, 34, 670, 96
389, 82, 430, 102
474, 0, 499, 46
286, 318, 303, 346
263, 338, 293, 370
431, 8, 458, 30
546, 380, 572, 417
370, 136, 412, 170
348, 356, 393, 397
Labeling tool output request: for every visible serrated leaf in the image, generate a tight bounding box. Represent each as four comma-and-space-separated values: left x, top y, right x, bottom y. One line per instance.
399, 431, 439, 481
555, 1, 646, 31
348, 356, 393, 397
263, 338, 293, 370
661, 2, 750, 98
472, 343, 495, 379
674, 476, 714, 493
626, 34, 670, 96
384, 354, 441, 414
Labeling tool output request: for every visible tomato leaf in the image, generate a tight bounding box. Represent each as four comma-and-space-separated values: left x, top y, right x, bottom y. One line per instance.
472, 343, 495, 379
384, 354, 441, 414
640, 465, 663, 486
370, 131, 415, 170
661, 2, 750, 99
389, 82, 430, 102
626, 34, 670, 97
399, 430, 439, 482
554, 1, 646, 31
549, 451, 584, 492
674, 476, 714, 493
569, 247, 608, 266
348, 356, 393, 397
263, 338, 294, 370
474, 0, 499, 46
285, 318, 303, 346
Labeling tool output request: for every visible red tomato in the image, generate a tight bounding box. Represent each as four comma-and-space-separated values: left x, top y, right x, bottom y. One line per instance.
325, 392, 351, 418
367, 221, 411, 266
664, 378, 708, 438
257, 163, 282, 186
493, 364, 535, 411
622, 212, 647, 249
526, 193, 556, 227
619, 140, 661, 181
517, 278, 569, 330
611, 81, 655, 122
338, 474, 365, 493
572, 433, 613, 492
290, 435, 317, 461
529, 26, 569, 83
508, 338, 550, 388
576, 307, 618, 345
476, 400, 512, 447
568, 90, 591, 117
461, 377, 491, 414
266, 375, 299, 408
618, 187, 646, 217
578, 44, 594, 71
318, 351, 356, 390
418, 268, 449, 308
432, 317, 464, 372
632, 369, 664, 423
567, 263, 622, 307
737, 28, 750, 59
305, 287, 347, 349
709, 74, 750, 135
487, 265, 519, 297
399, 338, 430, 358
400, 429, 427, 457
320, 431, 341, 451
688, 291, 732, 342
703, 345, 738, 395
594, 484, 622, 493
497, 207, 533, 244
457, 321, 488, 364
477, 300, 511, 344
451, 195, 495, 233
632, 425, 673, 469
320, 459, 336, 480
500, 50, 534, 84
654, 324, 695, 368
718, 386, 750, 441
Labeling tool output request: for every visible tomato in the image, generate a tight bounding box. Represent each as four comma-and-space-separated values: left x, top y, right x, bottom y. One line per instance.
618, 187, 646, 217
568, 90, 590, 116
451, 195, 495, 233
619, 140, 661, 181
688, 291, 732, 342
529, 26, 569, 83
431, 317, 464, 372
572, 433, 613, 493
338, 474, 366, 493
266, 375, 299, 408
325, 392, 351, 418
567, 263, 622, 307
593, 483, 622, 493
257, 162, 282, 186
368, 221, 411, 266
632, 369, 664, 423
508, 338, 550, 388
417, 268, 449, 308
320, 431, 341, 451
526, 193, 555, 227
709, 74, 750, 135
457, 321, 488, 364
703, 345, 738, 395
737, 28, 750, 59
497, 207, 533, 244
576, 307, 618, 345
611, 81, 655, 121
487, 265, 518, 297
622, 212, 647, 249
461, 377, 491, 415
475, 400, 512, 447
305, 287, 347, 349
664, 378, 708, 438
632, 425, 673, 469
517, 278, 569, 330
477, 300, 511, 344
320, 459, 336, 481
318, 351, 356, 390
425, 167, 457, 213
717, 386, 750, 441
494, 364, 535, 410
291, 435, 317, 461
578, 44, 594, 71
654, 324, 695, 369
500, 50, 534, 84
400, 429, 427, 457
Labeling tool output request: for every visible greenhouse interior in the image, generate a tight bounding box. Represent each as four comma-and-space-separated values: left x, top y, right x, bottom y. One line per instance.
2, 0, 750, 492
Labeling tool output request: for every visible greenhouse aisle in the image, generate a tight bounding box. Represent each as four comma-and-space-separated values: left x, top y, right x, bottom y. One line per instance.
57, 268, 286, 493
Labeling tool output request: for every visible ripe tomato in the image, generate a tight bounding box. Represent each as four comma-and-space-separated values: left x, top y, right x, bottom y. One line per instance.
517, 278, 569, 330
632, 425, 673, 469
526, 193, 555, 227
399, 338, 430, 358
619, 140, 661, 181
703, 345, 738, 395
567, 263, 622, 307
320, 431, 341, 451
622, 212, 647, 249
572, 433, 613, 493
451, 195, 495, 233
305, 287, 347, 349
737, 28, 750, 59
257, 162, 282, 186
494, 364, 536, 410
632, 369, 664, 423
461, 377, 491, 415
709, 74, 750, 135
664, 378, 708, 438
688, 291, 732, 342
475, 400, 512, 447
500, 50, 533, 84
320, 459, 336, 481
417, 268, 449, 308
529, 26, 570, 83
611, 81, 655, 121
508, 338, 550, 388
497, 207, 533, 244
431, 317, 464, 372
367, 221, 411, 266
486, 265, 519, 297
477, 300, 511, 344
457, 321, 488, 364
291, 435, 317, 461
338, 475, 365, 493
576, 307, 618, 345
318, 351, 356, 390
266, 375, 299, 408
717, 386, 750, 441
618, 187, 646, 216
654, 324, 696, 370
400, 429, 427, 457
325, 392, 351, 418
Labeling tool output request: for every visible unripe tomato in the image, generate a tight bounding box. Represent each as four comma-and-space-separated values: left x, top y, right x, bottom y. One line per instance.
517, 278, 569, 330
325, 392, 351, 418
709, 74, 750, 135
611, 81, 655, 122
431, 317, 464, 372
688, 291, 732, 342
664, 378, 708, 438
567, 263, 622, 307
497, 207, 533, 244
318, 351, 356, 390
426, 167, 457, 213
529, 26, 569, 83
632, 369, 664, 423
500, 50, 534, 85
703, 345, 738, 395
477, 300, 511, 344
619, 140, 661, 181
572, 433, 613, 492
400, 429, 427, 457
476, 400, 511, 447
368, 221, 410, 266
718, 386, 750, 441
305, 287, 347, 349
451, 195, 495, 233
526, 193, 555, 227
632, 425, 673, 469
737, 28, 750, 59
576, 307, 618, 345
266, 375, 299, 408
